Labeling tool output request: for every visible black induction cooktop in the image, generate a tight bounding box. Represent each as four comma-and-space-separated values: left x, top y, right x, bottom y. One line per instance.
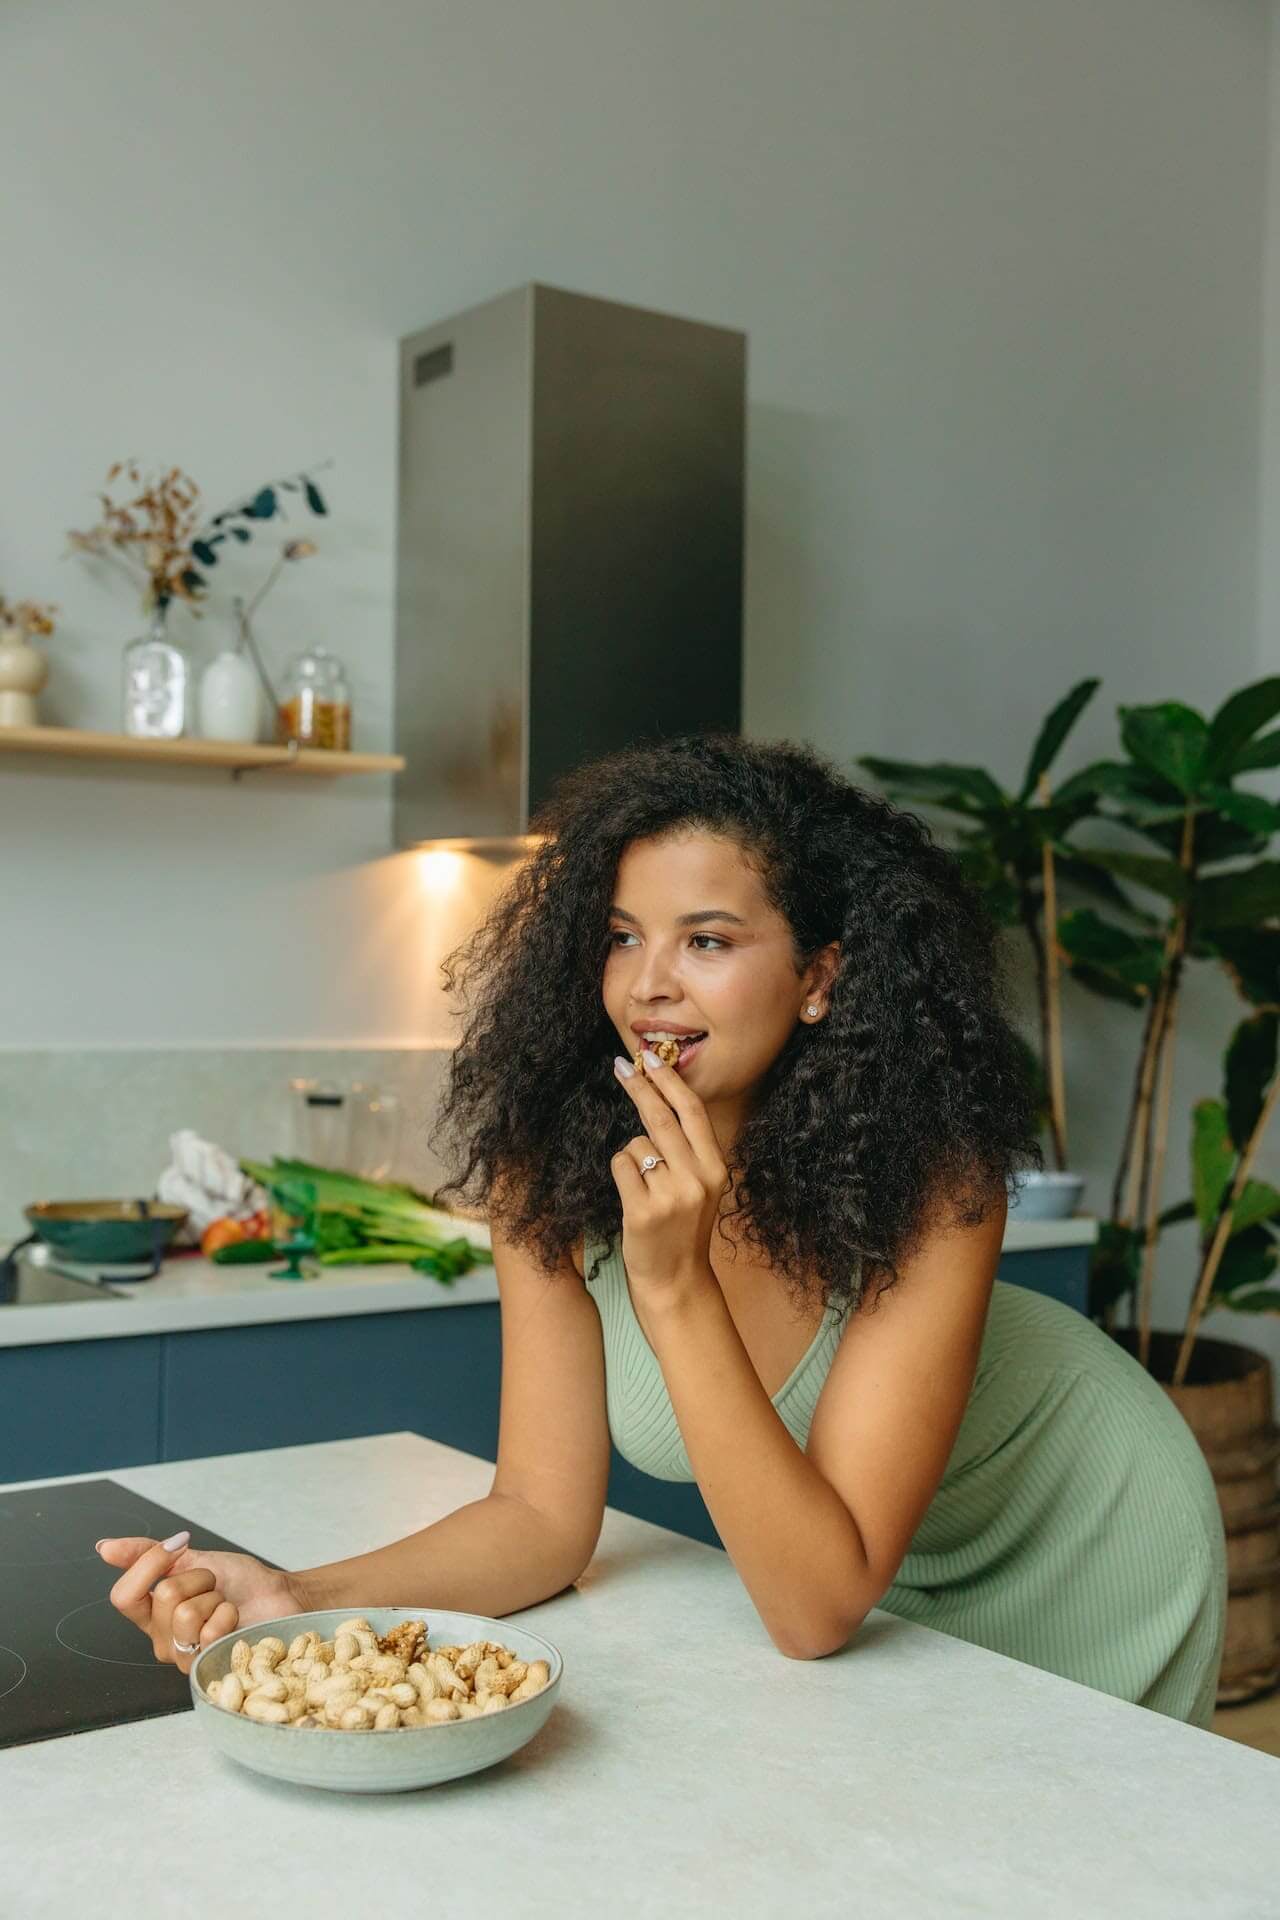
0, 1477, 272, 1749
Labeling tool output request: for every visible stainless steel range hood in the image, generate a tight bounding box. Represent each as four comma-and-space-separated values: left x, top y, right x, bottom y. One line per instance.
394, 283, 746, 850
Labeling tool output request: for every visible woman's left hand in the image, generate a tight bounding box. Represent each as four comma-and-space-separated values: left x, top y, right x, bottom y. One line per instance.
611, 1051, 729, 1297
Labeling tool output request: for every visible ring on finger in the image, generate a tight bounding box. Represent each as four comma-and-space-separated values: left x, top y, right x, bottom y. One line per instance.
639, 1153, 666, 1177
172, 1634, 202, 1655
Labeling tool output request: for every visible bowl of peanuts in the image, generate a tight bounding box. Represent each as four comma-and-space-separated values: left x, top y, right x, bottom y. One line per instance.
190, 1608, 561, 1793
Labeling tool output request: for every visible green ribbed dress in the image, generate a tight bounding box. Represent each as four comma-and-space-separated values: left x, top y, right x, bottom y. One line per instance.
584, 1238, 1228, 1727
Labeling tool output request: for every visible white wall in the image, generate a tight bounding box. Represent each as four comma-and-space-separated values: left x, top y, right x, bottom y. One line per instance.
5, 0, 1277, 1362
4, 0, 1267, 1045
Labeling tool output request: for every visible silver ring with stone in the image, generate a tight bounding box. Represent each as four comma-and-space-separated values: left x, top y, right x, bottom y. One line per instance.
172, 1634, 202, 1655
639, 1154, 666, 1176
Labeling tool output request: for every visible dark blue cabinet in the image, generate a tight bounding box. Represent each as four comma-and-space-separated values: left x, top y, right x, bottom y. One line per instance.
1, 1244, 1090, 1545
159, 1306, 503, 1465
0, 1335, 163, 1483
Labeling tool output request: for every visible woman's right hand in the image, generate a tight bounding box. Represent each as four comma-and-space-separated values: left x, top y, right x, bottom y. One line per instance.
96, 1533, 308, 1675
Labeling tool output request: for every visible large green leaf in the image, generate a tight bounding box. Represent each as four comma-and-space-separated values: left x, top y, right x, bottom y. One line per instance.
1200, 928, 1280, 1008
1056, 909, 1164, 995
1068, 963, 1148, 1008
1232, 727, 1280, 775
1230, 1179, 1280, 1235
1224, 1012, 1279, 1149
1088, 1222, 1143, 1317
1191, 1098, 1236, 1236
1119, 703, 1209, 796
1052, 853, 1156, 923
1195, 861, 1280, 930
1054, 760, 1181, 811
1203, 678, 1280, 781
1158, 1197, 1196, 1228
1200, 785, 1280, 836
856, 758, 1007, 813
1141, 810, 1267, 866
1214, 1286, 1280, 1313
1056, 845, 1189, 904
1209, 1226, 1279, 1303
1018, 678, 1101, 803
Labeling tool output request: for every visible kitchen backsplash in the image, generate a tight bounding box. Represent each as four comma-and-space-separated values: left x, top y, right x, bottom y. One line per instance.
0, 1048, 458, 1242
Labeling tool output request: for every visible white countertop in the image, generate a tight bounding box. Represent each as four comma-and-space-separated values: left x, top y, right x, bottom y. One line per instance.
0, 1214, 1094, 1350
0, 1246, 500, 1348
0, 1431, 1272, 1920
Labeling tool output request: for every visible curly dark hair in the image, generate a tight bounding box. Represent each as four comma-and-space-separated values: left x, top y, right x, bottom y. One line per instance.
430, 732, 1042, 1316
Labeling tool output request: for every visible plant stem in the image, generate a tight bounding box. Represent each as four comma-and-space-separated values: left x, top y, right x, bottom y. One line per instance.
1110, 987, 1160, 1223
1036, 775, 1069, 1170
1174, 1069, 1280, 1386
1133, 807, 1195, 1367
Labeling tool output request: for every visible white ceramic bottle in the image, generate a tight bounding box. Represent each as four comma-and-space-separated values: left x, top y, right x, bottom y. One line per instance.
198, 644, 261, 743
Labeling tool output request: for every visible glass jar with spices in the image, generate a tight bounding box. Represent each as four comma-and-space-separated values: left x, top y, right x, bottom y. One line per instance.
277, 645, 352, 751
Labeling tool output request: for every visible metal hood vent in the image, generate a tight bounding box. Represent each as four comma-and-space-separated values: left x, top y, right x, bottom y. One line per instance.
394, 283, 746, 849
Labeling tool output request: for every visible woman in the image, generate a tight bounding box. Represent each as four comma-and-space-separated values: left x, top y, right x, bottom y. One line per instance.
99, 734, 1227, 1724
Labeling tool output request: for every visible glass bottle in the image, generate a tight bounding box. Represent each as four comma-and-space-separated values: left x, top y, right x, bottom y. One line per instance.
277, 645, 352, 751
198, 617, 262, 743
122, 600, 190, 739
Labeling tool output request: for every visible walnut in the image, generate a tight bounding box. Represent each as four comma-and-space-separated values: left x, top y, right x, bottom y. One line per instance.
377, 1618, 427, 1667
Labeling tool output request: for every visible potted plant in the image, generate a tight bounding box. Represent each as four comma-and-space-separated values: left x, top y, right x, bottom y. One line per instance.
68, 461, 328, 739
0, 595, 56, 727
858, 677, 1107, 1210
1047, 683, 1280, 1701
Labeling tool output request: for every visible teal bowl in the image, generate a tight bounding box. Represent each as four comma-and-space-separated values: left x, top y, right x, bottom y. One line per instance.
191, 1608, 563, 1794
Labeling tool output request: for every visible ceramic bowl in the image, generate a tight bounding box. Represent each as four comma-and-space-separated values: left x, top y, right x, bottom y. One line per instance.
190, 1607, 562, 1794
1007, 1170, 1085, 1219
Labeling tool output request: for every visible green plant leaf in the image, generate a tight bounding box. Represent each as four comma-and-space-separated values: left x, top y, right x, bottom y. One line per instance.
245, 487, 277, 520
1141, 809, 1266, 866
1232, 727, 1280, 774
1088, 1222, 1142, 1317
191, 540, 217, 566
1201, 929, 1280, 1008
1195, 861, 1280, 930
1158, 1197, 1196, 1228
304, 480, 328, 515
1055, 846, 1189, 904
1067, 963, 1148, 1008
1051, 853, 1154, 922
1119, 702, 1210, 796
1200, 785, 1280, 835
1191, 1098, 1235, 1236
1203, 678, 1280, 780
1213, 1285, 1280, 1313
1209, 1226, 1279, 1302
856, 757, 1007, 813
1053, 760, 1180, 811
1056, 909, 1164, 995
1230, 1179, 1280, 1234
1018, 678, 1101, 802
1224, 1013, 1279, 1149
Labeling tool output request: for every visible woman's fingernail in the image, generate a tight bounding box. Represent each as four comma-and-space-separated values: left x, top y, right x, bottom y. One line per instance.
94, 1539, 106, 1552
614, 1055, 635, 1078
161, 1530, 190, 1552
642, 1049, 663, 1071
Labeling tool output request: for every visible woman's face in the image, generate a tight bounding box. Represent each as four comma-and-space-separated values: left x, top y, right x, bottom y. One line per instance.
603, 831, 837, 1142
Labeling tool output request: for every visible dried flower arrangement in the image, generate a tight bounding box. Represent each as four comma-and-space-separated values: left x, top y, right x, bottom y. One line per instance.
68, 461, 328, 613
0, 595, 57, 639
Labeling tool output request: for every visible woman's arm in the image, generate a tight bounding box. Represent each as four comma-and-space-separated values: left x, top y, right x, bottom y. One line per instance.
295, 1218, 613, 1618
638, 1197, 1003, 1659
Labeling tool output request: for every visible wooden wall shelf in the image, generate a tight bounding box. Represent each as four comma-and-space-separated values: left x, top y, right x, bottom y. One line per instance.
0, 725, 404, 780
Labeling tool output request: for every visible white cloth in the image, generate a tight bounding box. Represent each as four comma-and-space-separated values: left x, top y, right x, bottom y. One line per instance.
156, 1130, 267, 1239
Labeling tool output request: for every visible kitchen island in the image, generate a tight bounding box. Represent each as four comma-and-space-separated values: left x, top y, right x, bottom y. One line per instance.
0, 1430, 1274, 1919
